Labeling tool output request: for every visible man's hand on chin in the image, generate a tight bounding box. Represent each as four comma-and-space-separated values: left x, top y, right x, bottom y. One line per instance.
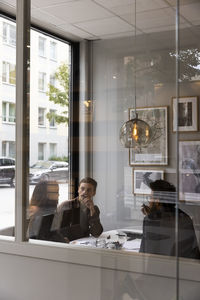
80, 195, 95, 216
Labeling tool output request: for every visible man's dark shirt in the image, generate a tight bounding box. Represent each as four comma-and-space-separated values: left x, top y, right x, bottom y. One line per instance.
140, 206, 200, 259
53, 198, 103, 241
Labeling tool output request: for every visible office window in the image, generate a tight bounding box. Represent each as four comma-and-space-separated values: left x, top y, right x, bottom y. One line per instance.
2, 141, 15, 158
3, 22, 16, 46
38, 72, 46, 92
38, 107, 46, 126
38, 36, 46, 57
2, 62, 16, 84
38, 143, 45, 160
49, 109, 56, 127
49, 143, 57, 157
2, 102, 16, 123
50, 41, 57, 60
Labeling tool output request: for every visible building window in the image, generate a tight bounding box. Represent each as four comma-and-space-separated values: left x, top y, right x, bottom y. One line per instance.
38, 72, 46, 92
49, 109, 56, 127
38, 36, 46, 57
38, 107, 46, 126
50, 41, 57, 60
49, 143, 57, 157
50, 74, 56, 87
38, 143, 45, 160
2, 102, 16, 123
3, 22, 16, 46
2, 62, 16, 84
2, 141, 15, 158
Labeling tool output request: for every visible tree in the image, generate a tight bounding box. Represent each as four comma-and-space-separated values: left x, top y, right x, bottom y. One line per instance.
46, 62, 69, 125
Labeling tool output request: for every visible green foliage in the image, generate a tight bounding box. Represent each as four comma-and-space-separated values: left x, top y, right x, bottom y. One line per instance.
46, 62, 69, 125
48, 155, 68, 162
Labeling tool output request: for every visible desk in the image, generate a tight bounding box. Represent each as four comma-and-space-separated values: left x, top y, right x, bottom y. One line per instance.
70, 229, 142, 252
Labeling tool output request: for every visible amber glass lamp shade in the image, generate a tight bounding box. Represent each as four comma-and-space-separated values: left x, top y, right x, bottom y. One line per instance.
120, 115, 152, 148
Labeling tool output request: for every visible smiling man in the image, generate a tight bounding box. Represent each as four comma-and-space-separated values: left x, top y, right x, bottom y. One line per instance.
54, 177, 103, 241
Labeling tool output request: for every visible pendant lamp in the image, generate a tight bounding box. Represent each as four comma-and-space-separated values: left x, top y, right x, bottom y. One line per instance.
119, 0, 152, 148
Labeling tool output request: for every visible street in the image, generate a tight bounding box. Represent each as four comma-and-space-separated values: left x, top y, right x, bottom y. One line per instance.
0, 183, 68, 231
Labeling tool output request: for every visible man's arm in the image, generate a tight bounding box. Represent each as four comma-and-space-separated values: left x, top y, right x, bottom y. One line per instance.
88, 205, 103, 237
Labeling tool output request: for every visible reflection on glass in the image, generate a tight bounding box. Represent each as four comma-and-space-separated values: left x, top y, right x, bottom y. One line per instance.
0, 16, 16, 237
29, 29, 70, 240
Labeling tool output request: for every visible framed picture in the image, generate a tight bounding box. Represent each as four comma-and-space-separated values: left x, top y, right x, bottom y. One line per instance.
133, 169, 164, 195
172, 96, 198, 132
179, 141, 200, 202
129, 106, 168, 165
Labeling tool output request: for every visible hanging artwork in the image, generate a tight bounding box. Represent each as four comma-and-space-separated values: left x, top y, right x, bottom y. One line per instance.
172, 96, 198, 132
179, 141, 200, 202
129, 106, 168, 165
133, 169, 164, 195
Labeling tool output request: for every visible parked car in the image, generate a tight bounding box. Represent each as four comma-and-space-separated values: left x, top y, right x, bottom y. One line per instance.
0, 157, 15, 187
29, 161, 69, 184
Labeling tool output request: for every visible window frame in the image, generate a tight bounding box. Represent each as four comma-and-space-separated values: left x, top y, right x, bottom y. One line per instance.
38, 107, 46, 127
38, 142, 46, 160
49, 109, 56, 128
50, 40, 57, 61
38, 36, 46, 58
49, 142, 57, 157
38, 71, 46, 92
2, 61, 16, 85
2, 101, 16, 123
3, 21, 16, 47
2, 141, 16, 158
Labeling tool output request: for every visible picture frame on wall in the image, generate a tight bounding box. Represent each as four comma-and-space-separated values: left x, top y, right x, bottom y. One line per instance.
133, 169, 164, 195
129, 106, 168, 165
179, 141, 200, 202
172, 96, 198, 132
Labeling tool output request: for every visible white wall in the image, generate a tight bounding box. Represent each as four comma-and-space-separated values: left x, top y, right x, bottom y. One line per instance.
0, 251, 199, 300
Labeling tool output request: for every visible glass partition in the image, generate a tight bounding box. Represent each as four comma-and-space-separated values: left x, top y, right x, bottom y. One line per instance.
26, 1, 200, 266
178, 1, 200, 297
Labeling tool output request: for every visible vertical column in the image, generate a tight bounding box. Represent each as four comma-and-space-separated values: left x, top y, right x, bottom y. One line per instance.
69, 42, 80, 198
15, 0, 30, 242
79, 40, 94, 181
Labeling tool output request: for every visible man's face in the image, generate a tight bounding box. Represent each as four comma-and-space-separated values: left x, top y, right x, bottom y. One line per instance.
78, 182, 96, 199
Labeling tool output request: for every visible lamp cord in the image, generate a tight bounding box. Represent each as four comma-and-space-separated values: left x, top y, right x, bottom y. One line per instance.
134, 0, 137, 116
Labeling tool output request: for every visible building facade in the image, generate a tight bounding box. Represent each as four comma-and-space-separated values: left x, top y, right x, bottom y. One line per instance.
0, 16, 69, 165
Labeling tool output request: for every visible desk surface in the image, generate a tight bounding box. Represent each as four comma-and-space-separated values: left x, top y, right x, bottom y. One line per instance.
70, 229, 142, 252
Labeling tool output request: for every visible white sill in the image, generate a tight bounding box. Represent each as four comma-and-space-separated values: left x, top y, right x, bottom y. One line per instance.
3, 42, 16, 48
49, 126, 57, 129
0, 239, 199, 282
2, 82, 16, 87
38, 125, 46, 128
50, 58, 57, 62
38, 55, 47, 59
2, 121, 15, 125
38, 90, 46, 93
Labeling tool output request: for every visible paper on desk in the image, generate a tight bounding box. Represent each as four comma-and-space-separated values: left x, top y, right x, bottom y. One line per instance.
123, 239, 141, 252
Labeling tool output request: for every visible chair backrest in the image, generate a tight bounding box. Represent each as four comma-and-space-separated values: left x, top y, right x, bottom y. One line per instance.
38, 213, 55, 239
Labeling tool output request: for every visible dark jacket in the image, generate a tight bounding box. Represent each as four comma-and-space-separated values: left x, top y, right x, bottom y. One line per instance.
54, 198, 103, 241
139, 206, 200, 259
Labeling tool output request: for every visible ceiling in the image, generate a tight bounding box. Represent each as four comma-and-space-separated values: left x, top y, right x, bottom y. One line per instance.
0, 0, 200, 41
